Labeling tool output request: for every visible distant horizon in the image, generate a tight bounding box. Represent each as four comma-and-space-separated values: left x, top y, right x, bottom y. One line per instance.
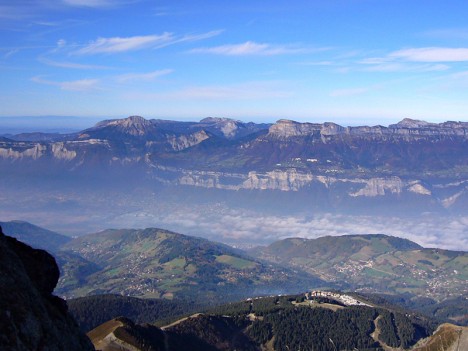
1, 113, 468, 132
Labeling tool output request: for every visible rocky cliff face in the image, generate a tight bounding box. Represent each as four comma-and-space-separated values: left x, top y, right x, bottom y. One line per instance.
175, 167, 432, 196
267, 119, 322, 138
0, 227, 94, 351
266, 118, 468, 140
169, 130, 210, 151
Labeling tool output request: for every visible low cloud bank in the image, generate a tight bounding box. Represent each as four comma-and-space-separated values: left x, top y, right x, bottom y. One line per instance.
109, 207, 468, 251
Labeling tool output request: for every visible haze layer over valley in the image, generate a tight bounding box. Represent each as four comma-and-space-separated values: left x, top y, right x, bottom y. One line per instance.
1, 115, 468, 250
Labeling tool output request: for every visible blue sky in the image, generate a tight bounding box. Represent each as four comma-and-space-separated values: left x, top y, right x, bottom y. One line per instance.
2, 0, 468, 125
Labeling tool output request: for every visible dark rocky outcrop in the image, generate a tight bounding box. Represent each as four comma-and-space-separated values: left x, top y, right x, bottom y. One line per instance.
0, 226, 94, 351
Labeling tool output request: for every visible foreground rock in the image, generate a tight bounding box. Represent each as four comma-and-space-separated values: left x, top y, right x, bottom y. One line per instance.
0, 226, 94, 351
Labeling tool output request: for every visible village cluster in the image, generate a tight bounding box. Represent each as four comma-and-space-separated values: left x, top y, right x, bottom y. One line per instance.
305, 290, 372, 307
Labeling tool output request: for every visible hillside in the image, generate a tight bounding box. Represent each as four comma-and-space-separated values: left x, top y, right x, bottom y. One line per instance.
0, 220, 71, 252
251, 234, 468, 316
413, 323, 468, 351
56, 227, 325, 301
86, 291, 463, 351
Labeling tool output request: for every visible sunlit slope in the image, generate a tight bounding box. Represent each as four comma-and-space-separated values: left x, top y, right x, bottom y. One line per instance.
57, 228, 324, 300
252, 234, 468, 301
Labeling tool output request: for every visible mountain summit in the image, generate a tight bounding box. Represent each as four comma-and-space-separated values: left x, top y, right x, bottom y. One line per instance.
80, 115, 160, 139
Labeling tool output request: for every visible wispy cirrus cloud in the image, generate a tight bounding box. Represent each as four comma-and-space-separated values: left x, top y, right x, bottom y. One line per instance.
31, 76, 99, 91
178, 30, 224, 43
38, 57, 111, 70
73, 33, 173, 55
115, 69, 173, 83
73, 30, 223, 55
363, 62, 449, 73
389, 47, 468, 62
356, 47, 468, 73
190, 41, 313, 56
359, 47, 468, 70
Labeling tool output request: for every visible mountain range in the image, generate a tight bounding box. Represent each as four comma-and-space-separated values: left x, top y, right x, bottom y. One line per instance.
2, 115, 468, 216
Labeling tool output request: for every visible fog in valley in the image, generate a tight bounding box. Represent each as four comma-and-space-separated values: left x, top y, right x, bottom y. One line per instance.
1, 178, 467, 251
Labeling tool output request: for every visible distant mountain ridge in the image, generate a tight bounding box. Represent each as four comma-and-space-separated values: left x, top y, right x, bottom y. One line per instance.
2, 115, 468, 216
0, 220, 71, 252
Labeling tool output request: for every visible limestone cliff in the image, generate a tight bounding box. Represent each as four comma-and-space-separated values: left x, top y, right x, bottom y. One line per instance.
266, 118, 468, 140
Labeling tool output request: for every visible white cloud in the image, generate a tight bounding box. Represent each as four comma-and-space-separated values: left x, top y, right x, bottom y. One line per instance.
57, 39, 67, 48
358, 48, 460, 72
108, 207, 468, 251
190, 41, 310, 56
60, 78, 99, 91
177, 30, 224, 44
38, 57, 111, 70
72, 30, 223, 55
74, 33, 174, 55
363, 63, 449, 73
34, 21, 60, 27
31, 76, 99, 91
115, 69, 173, 83
390, 47, 468, 62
